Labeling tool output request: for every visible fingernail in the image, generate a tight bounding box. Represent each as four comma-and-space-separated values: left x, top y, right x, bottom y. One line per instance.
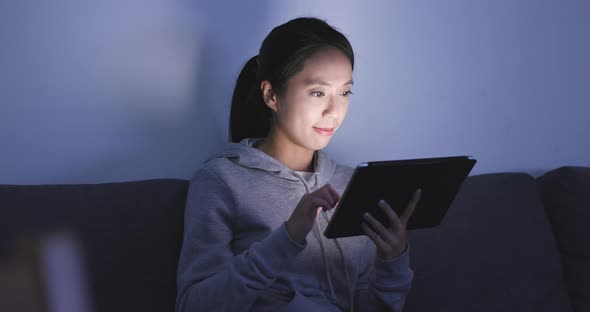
363, 212, 370, 219
378, 199, 385, 206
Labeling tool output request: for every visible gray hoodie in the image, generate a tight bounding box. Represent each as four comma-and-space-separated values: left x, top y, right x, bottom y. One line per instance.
176, 138, 413, 312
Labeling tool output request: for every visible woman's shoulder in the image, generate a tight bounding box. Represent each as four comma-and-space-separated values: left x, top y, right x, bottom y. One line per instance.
190, 157, 241, 184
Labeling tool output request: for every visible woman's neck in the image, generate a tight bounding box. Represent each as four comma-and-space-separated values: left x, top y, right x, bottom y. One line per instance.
256, 132, 315, 172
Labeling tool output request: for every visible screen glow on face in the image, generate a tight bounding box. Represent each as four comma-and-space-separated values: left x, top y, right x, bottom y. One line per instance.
273, 47, 353, 152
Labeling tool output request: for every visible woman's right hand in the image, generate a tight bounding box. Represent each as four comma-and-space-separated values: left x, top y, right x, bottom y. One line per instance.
286, 184, 341, 244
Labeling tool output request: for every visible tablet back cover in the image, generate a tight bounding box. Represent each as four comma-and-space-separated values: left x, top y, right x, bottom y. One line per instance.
324, 156, 476, 238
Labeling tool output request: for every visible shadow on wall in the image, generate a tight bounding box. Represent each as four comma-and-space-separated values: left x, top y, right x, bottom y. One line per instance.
0, 1, 271, 184
62, 1, 273, 183
179, 0, 274, 159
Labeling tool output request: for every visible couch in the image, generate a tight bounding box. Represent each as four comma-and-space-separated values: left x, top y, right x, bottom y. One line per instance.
1, 166, 588, 312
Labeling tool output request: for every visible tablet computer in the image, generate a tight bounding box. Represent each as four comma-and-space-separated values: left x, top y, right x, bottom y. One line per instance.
324, 156, 476, 238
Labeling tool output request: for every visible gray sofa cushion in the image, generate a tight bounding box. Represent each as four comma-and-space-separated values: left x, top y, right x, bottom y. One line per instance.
538, 166, 590, 311
404, 173, 572, 312
0, 179, 189, 312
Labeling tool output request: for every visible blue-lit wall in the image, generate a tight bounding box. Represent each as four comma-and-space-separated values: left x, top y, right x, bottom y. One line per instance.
1, 0, 589, 184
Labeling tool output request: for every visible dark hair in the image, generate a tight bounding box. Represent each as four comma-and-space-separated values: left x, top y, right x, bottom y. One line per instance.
229, 17, 354, 143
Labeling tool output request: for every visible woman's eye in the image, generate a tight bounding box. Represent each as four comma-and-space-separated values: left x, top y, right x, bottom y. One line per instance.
341, 90, 353, 96
310, 91, 325, 97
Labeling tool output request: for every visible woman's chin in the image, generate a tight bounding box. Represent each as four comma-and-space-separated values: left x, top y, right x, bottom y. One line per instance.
307, 137, 332, 151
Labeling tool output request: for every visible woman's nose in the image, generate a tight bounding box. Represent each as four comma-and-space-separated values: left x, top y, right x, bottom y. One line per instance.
323, 96, 340, 119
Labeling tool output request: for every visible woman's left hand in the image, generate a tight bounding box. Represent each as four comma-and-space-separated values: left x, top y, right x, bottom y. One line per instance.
361, 189, 421, 260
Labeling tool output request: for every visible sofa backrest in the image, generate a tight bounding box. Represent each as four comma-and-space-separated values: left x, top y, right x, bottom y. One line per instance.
404, 173, 572, 312
0, 179, 189, 312
538, 166, 590, 312
3, 171, 583, 312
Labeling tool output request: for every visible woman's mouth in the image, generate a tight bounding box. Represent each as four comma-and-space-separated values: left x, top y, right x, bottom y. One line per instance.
313, 127, 334, 136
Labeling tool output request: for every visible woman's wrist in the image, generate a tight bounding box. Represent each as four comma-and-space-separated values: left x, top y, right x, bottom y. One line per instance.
377, 241, 408, 261
285, 219, 306, 245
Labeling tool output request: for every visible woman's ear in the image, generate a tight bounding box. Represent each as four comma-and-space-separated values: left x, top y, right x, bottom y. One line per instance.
261, 80, 278, 112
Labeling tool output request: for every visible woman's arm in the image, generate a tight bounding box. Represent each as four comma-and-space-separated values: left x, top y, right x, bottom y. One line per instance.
175, 167, 305, 312
354, 244, 413, 311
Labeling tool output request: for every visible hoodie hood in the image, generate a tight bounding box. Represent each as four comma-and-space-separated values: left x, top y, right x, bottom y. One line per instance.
206, 138, 337, 187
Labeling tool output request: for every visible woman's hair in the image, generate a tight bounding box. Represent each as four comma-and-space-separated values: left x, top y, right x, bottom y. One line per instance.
229, 17, 354, 143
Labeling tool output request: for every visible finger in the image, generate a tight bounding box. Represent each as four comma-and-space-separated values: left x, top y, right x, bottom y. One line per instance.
363, 212, 395, 243
401, 189, 421, 225
324, 184, 341, 205
378, 199, 402, 228
361, 222, 388, 251
310, 197, 332, 211
316, 184, 339, 208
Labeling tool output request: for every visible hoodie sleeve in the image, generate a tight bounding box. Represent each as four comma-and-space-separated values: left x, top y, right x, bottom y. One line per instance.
176, 166, 306, 312
354, 243, 414, 312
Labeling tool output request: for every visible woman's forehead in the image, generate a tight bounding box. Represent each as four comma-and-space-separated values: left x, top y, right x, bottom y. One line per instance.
292, 48, 353, 86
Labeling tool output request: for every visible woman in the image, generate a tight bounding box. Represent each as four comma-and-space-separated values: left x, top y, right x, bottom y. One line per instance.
176, 17, 420, 312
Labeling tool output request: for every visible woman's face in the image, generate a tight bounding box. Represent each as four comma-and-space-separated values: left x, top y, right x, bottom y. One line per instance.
266, 47, 353, 151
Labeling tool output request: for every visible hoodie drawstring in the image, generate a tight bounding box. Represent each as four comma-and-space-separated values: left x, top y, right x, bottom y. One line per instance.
293, 172, 355, 311
313, 219, 337, 300
320, 211, 355, 312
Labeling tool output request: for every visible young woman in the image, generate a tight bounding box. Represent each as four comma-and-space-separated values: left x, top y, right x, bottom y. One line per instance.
176, 17, 421, 312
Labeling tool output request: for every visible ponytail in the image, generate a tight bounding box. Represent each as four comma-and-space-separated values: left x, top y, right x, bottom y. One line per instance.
229, 55, 273, 143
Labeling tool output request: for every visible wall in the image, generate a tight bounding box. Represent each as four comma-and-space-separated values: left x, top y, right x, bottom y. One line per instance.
1, 0, 588, 184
